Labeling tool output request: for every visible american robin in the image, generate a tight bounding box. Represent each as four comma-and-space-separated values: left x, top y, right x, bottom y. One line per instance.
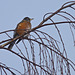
8, 17, 33, 49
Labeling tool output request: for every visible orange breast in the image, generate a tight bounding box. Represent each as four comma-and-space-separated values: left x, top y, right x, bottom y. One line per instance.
16, 21, 31, 35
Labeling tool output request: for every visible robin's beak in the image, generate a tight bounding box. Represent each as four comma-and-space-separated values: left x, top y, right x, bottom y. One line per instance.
30, 18, 34, 21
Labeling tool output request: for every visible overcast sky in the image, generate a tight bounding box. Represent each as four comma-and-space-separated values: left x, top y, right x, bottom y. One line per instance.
0, 0, 75, 75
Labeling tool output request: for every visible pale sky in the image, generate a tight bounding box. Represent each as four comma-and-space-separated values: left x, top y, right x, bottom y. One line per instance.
0, 0, 75, 75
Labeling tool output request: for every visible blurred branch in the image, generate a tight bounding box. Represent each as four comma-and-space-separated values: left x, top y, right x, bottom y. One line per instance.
0, 46, 52, 75
0, 64, 16, 75
0, 1, 75, 75
0, 21, 75, 47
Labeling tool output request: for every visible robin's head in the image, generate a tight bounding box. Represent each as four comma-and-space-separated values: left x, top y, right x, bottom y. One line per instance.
23, 17, 34, 22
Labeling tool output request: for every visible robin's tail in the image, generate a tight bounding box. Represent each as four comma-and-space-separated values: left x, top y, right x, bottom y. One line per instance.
8, 41, 16, 49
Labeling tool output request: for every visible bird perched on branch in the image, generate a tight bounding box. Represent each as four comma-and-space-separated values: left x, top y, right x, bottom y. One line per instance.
8, 17, 33, 49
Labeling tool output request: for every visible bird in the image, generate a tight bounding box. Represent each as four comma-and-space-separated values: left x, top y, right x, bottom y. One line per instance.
8, 17, 33, 49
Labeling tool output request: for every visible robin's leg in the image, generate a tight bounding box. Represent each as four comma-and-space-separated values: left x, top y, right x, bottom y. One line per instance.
16, 39, 21, 44
8, 40, 16, 49
16, 36, 28, 44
